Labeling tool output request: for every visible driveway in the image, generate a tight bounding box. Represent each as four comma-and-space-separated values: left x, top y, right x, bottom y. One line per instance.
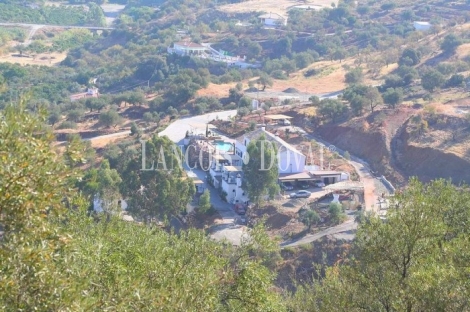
159, 110, 247, 243
284, 126, 383, 212
159, 110, 236, 144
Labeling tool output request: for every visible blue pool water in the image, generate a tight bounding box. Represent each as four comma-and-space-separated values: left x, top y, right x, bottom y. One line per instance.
215, 141, 233, 152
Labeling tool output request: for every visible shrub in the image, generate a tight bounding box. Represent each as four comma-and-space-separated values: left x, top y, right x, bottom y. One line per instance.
329, 202, 345, 224
304, 68, 319, 77
57, 121, 77, 130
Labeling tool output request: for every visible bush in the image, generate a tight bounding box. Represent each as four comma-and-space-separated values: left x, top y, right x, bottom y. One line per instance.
56, 121, 77, 129
329, 202, 345, 224
446, 74, 464, 87
271, 70, 288, 80
345, 68, 363, 84
304, 68, 319, 77
99, 110, 122, 128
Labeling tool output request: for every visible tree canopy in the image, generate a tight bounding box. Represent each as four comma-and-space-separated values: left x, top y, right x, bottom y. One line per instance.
242, 134, 280, 207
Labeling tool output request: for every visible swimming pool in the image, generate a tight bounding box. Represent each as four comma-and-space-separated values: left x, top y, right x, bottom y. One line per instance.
214, 141, 233, 152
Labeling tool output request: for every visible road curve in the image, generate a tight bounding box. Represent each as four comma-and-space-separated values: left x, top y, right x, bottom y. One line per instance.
0, 22, 115, 30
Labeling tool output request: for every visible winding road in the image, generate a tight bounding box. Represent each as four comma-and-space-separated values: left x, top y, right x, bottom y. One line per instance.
0, 22, 115, 46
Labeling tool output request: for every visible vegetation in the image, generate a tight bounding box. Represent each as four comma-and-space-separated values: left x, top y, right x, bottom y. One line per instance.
288, 179, 470, 311
242, 134, 280, 207
0, 27, 26, 48
0, 104, 284, 311
0, 2, 106, 26
302, 210, 320, 231
198, 189, 211, 213
3, 0, 470, 308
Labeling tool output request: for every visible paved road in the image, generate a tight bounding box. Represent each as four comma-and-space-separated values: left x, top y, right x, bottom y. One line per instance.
0, 22, 115, 46
159, 110, 237, 144
0, 22, 115, 30
303, 132, 379, 212
158, 110, 239, 221
244, 89, 343, 103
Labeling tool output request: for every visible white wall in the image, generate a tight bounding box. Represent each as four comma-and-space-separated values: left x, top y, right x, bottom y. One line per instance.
413, 22, 431, 31
235, 139, 305, 174
222, 181, 248, 203
278, 150, 306, 174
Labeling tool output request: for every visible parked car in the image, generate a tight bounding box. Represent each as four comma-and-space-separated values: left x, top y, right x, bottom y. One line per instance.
234, 204, 246, 215
339, 194, 352, 201
296, 181, 310, 189
281, 182, 294, 190
312, 180, 326, 187
290, 190, 312, 199
278, 119, 291, 126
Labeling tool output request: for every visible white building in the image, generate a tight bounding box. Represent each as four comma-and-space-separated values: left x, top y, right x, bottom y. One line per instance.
413, 21, 432, 31
220, 165, 249, 204
167, 41, 209, 56
258, 12, 288, 27
235, 127, 306, 174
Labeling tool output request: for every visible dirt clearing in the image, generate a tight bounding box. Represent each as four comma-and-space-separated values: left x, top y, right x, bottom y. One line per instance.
0, 51, 67, 66
217, 0, 337, 17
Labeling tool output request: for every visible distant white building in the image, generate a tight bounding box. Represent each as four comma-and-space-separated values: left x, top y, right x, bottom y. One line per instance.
168, 41, 209, 56
70, 87, 99, 102
258, 12, 287, 27
413, 21, 432, 31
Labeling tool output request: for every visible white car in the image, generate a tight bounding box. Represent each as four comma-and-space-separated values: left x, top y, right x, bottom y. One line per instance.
313, 180, 325, 188
290, 190, 312, 199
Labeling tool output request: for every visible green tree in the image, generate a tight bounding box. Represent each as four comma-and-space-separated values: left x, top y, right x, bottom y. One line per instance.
119, 135, 195, 221
242, 134, 280, 207
85, 97, 106, 112
130, 122, 141, 136
441, 33, 462, 54
99, 109, 122, 128
399, 48, 421, 66
199, 189, 211, 213
328, 202, 344, 224
78, 160, 122, 213
257, 73, 273, 91
364, 86, 383, 112
318, 98, 348, 122
48, 110, 61, 126
288, 179, 470, 311
447, 74, 465, 87
383, 87, 404, 109
309, 95, 320, 106
421, 69, 445, 92
302, 210, 320, 231
67, 108, 84, 122
345, 67, 363, 85
0, 104, 85, 310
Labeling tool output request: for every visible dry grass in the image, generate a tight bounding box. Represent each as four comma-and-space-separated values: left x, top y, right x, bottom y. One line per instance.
88, 134, 130, 149
217, 0, 337, 16
456, 42, 470, 59
197, 82, 238, 98
0, 51, 67, 66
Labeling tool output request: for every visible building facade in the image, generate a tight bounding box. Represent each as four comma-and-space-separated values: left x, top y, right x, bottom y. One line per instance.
235, 127, 306, 174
